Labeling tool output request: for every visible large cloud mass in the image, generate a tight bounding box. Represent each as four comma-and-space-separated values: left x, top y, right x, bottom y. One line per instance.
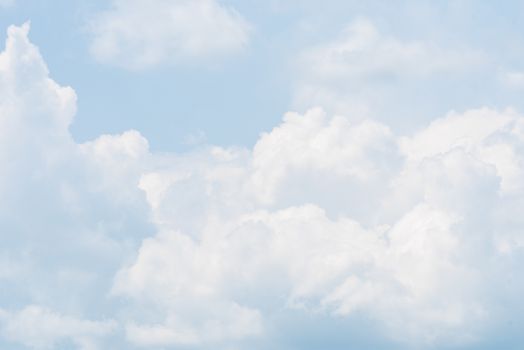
1, 23, 524, 349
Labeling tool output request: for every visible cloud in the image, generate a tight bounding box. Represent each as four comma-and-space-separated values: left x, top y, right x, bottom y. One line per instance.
293, 18, 486, 120
2, 21, 524, 349
301, 18, 477, 81
499, 70, 524, 88
250, 108, 400, 210
88, 0, 251, 69
0, 22, 151, 348
0, 306, 116, 350
114, 106, 524, 348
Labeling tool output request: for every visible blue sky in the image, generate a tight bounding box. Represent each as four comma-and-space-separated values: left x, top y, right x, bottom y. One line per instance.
2, 1, 524, 349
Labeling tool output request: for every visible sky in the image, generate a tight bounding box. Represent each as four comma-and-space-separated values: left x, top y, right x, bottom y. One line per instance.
1, 0, 524, 349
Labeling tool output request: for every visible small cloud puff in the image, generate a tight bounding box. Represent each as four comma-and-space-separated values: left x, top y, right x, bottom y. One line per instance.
88, 0, 251, 69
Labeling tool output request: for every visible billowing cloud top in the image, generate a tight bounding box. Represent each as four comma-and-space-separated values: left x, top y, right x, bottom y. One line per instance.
1, 20, 524, 350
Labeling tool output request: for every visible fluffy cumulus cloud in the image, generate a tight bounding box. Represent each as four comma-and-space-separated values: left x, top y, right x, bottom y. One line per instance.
118, 107, 524, 348
2, 22, 524, 350
0, 22, 150, 349
88, 0, 251, 69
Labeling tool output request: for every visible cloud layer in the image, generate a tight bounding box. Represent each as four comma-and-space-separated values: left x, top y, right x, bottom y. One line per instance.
2, 22, 524, 349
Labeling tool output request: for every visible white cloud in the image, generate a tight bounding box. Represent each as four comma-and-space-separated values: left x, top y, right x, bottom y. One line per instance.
301, 18, 476, 81
399, 107, 524, 194
115, 105, 524, 347
0, 22, 150, 348
250, 107, 400, 209
88, 0, 251, 69
0, 306, 116, 350
124, 302, 262, 347
293, 18, 485, 119
2, 20, 524, 350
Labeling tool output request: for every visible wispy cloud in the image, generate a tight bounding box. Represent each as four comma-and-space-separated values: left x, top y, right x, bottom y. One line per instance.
293, 18, 487, 120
